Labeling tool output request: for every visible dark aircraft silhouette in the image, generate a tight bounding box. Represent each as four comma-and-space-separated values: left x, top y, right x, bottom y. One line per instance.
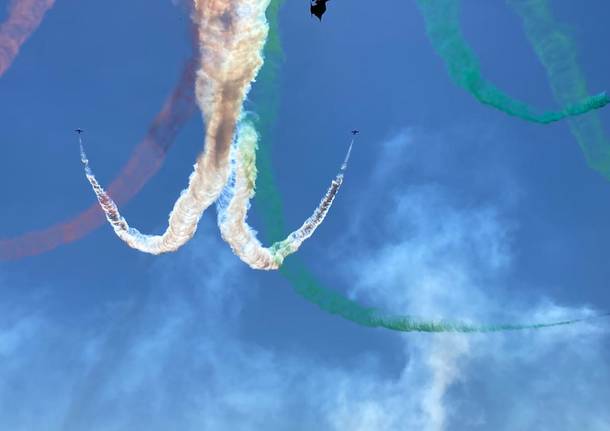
310, 0, 329, 21
351, 129, 359, 135
74, 128, 84, 134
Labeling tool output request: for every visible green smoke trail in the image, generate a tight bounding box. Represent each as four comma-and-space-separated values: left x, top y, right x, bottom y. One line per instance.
252, 0, 287, 243
506, 0, 610, 176
280, 259, 607, 332
416, 0, 609, 124
251, 1, 606, 332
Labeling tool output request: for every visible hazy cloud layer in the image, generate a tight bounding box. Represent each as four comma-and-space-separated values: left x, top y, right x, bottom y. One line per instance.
1, 128, 608, 430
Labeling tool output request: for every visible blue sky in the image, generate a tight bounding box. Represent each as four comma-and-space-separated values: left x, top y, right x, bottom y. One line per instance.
1, 1, 610, 429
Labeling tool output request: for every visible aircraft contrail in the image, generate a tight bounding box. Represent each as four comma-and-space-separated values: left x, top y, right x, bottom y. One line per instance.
216, 122, 352, 269
81, 0, 271, 255
0, 0, 55, 77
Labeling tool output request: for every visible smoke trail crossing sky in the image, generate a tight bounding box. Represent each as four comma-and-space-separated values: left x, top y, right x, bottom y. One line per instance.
507, 0, 610, 177
0, 0, 55, 77
416, 0, 610, 124
216, 122, 352, 269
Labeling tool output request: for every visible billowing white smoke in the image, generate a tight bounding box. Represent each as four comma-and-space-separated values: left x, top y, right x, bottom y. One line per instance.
80, 0, 351, 269
81, 0, 270, 254
216, 122, 353, 270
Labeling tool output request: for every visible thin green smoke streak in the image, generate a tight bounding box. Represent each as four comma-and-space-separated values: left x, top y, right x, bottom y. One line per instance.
253, 0, 287, 243
506, 0, 610, 176
251, 1, 605, 333
280, 260, 607, 332
416, 0, 609, 124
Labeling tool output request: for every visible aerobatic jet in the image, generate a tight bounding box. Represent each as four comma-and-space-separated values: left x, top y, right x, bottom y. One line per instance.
74, 128, 84, 134
310, 0, 330, 21
351, 129, 359, 135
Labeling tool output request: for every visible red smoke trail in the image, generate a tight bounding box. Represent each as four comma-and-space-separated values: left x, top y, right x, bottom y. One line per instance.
0, 0, 55, 77
0, 54, 198, 260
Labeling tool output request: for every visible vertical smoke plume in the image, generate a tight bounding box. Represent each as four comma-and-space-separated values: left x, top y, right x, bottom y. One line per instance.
507, 0, 610, 177
81, 0, 271, 254
216, 122, 352, 269
416, 0, 609, 123
0, 0, 54, 77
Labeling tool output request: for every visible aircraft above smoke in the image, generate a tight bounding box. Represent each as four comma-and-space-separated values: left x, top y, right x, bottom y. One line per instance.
310, 0, 329, 21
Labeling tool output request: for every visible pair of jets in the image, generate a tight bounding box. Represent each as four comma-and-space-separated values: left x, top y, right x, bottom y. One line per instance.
76, 128, 359, 135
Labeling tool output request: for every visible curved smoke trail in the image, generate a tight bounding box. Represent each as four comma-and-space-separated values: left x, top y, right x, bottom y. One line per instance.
81, 0, 270, 254
216, 121, 352, 269
416, 0, 609, 124
245, 133, 608, 330
507, 0, 610, 176
246, 1, 607, 332
0, 0, 55, 77
0, 50, 198, 260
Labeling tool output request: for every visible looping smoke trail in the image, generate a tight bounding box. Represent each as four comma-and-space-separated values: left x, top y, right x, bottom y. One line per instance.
416, 0, 610, 124
0, 0, 55, 77
81, 0, 271, 254
506, 0, 610, 176
216, 121, 352, 269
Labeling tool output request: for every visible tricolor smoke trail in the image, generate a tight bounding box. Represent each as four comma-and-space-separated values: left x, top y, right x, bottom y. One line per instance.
82, 0, 271, 255
216, 122, 352, 269
0, 0, 55, 77
507, 0, 610, 177
416, 0, 610, 124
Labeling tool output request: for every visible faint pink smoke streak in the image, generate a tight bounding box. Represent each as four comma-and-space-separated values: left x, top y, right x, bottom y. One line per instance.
0, 0, 55, 76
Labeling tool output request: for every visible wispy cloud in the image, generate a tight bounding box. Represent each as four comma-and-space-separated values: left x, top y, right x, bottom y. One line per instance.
0, 127, 607, 430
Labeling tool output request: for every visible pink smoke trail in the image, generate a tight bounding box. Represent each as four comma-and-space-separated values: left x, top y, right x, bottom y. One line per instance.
0, 0, 55, 77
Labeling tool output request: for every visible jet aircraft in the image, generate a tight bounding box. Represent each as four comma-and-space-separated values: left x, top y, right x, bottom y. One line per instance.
310, 0, 329, 21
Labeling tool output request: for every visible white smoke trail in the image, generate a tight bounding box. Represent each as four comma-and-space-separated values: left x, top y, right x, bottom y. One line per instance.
81, 0, 270, 254
217, 122, 353, 269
